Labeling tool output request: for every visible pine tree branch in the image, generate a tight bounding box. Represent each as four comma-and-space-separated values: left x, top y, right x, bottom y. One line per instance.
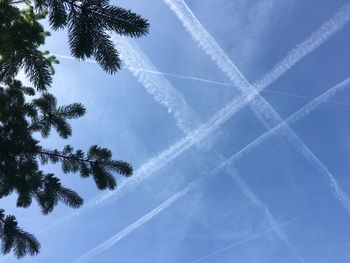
38, 149, 107, 166
37, 148, 132, 178
38, 149, 93, 163
61, 0, 135, 26
27, 117, 46, 131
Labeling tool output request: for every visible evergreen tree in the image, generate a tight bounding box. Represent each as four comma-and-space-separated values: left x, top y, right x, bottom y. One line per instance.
0, 1, 56, 90
0, 0, 148, 258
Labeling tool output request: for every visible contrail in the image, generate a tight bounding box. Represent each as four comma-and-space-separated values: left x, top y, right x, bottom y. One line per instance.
210, 78, 350, 213
72, 159, 299, 263
89, 90, 267, 206
164, 0, 350, 93
46, 71, 259, 230
126, 67, 235, 87
254, 6, 350, 91
115, 38, 201, 133
228, 169, 306, 263
48, 2, 350, 234
111, 39, 305, 261
50, 11, 350, 226
73, 179, 199, 263
190, 213, 308, 263
72, 77, 350, 262
46, 88, 254, 229
74, 78, 350, 262
54, 54, 235, 87
164, 0, 350, 211
54, 54, 350, 107
116, 38, 305, 260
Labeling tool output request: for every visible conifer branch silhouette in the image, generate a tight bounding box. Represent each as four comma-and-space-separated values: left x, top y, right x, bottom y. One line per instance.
0, 0, 147, 258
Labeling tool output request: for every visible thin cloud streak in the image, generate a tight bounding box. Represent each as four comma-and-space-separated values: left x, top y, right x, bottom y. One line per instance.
254, 4, 350, 91
211, 78, 350, 213
48, 4, 350, 233
230, 170, 305, 263
115, 38, 201, 133
54, 54, 233, 87
73, 168, 306, 263
54, 54, 350, 107
73, 78, 349, 262
164, 0, 350, 93
109, 40, 304, 261
49, 4, 349, 227
73, 158, 292, 262
164, 0, 350, 212
73, 180, 198, 263
90, 90, 265, 205
190, 213, 308, 263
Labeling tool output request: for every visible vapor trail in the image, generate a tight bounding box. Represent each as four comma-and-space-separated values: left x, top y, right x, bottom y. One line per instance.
89, 90, 265, 206
126, 66, 235, 87
46, 54, 257, 229
72, 159, 294, 262
190, 213, 307, 263
48, 2, 350, 234
115, 38, 201, 133
73, 179, 198, 263
73, 77, 350, 263
164, 0, 350, 212
211, 78, 350, 213
54, 54, 234, 87
164, 0, 350, 92
229, 169, 306, 263
55, 54, 350, 107
110, 40, 305, 261
51, 17, 350, 224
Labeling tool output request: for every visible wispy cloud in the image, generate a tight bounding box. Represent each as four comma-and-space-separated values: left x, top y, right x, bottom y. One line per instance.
190, 213, 308, 263
164, 0, 350, 212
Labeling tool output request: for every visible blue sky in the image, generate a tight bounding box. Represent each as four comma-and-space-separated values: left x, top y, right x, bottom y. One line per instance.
2, 0, 350, 262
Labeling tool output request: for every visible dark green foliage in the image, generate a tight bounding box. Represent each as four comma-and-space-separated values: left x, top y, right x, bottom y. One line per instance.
0, 78, 133, 257
29, 92, 86, 138
34, 0, 149, 72
0, 210, 40, 258
38, 145, 132, 190
0, 1, 57, 90
0, 0, 146, 258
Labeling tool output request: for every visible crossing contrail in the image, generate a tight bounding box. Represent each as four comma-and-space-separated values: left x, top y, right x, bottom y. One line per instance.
229, 169, 306, 263
54, 4, 350, 260
73, 179, 199, 263
72, 76, 350, 263
112, 39, 305, 261
72, 159, 300, 263
47, 3, 350, 239
190, 213, 308, 263
49, 8, 350, 226
164, 0, 350, 93
209, 78, 350, 212
54, 54, 350, 107
73, 141, 315, 263
164, 0, 350, 212
115, 38, 201, 133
